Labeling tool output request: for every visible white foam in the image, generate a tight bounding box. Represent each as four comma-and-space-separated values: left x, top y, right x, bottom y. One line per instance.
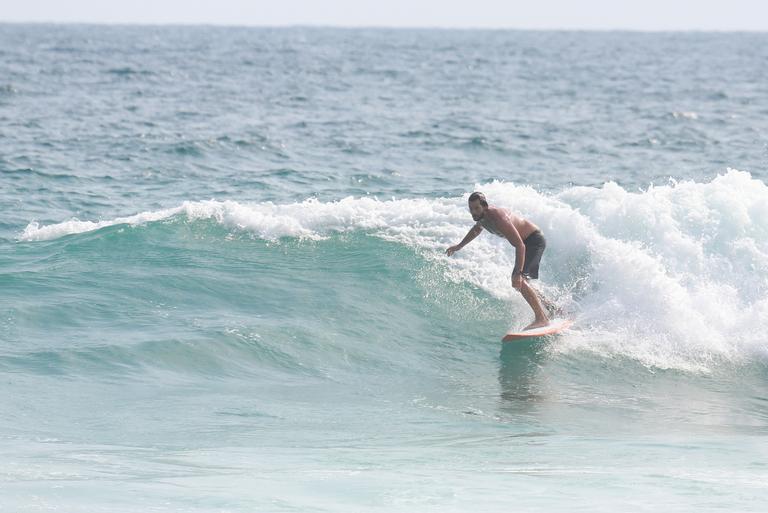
672, 111, 699, 120
19, 169, 768, 371
20, 197, 465, 243
20, 206, 182, 242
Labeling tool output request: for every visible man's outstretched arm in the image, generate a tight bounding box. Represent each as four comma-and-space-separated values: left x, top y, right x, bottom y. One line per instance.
446, 224, 483, 256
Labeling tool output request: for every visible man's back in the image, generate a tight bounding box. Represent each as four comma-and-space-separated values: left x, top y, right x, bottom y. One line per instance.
477, 206, 540, 240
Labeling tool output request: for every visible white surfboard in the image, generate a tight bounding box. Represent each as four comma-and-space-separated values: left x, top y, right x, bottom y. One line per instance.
502, 318, 573, 342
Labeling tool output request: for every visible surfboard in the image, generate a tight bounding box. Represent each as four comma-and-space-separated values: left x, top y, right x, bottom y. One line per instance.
502, 318, 573, 342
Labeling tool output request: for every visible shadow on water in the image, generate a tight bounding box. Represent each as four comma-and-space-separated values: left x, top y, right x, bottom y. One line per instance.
497, 337, 550, 403
496, 333, 768, 435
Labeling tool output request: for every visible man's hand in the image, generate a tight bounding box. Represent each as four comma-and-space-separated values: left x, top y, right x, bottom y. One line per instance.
512, 273, 524, 290
446, 245, 461, 256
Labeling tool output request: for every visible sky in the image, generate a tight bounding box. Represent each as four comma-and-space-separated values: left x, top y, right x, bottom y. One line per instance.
3, 0, 768, 31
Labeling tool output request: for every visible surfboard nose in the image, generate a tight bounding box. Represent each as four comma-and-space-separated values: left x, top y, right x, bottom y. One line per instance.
502, 318, 573, 342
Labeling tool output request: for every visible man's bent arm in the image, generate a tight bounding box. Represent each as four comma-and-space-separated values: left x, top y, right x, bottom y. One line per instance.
491, 212, 526, 274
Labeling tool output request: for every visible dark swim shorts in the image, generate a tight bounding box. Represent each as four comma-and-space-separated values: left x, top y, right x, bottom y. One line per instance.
520, 230, 546, 279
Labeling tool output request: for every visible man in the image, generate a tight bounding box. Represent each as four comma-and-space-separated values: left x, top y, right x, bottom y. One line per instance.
446, 191, 550, 330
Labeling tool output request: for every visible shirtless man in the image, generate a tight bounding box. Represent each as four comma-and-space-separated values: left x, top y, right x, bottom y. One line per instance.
446, 191, 550, 330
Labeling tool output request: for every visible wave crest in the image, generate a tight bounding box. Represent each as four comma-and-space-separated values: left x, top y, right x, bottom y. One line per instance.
19, 169, 768, 371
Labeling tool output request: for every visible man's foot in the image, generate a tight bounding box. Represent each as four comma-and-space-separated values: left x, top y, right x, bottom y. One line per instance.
524, 319, 550, 331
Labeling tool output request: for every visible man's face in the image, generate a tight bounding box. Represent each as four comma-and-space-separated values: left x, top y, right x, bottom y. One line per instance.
469, 200, 486, 221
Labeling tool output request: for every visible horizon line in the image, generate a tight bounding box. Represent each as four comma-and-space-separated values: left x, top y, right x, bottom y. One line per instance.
2, 20, 767, 33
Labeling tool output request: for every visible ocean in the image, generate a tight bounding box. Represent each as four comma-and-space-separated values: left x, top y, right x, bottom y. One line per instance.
1, 24, 767, 512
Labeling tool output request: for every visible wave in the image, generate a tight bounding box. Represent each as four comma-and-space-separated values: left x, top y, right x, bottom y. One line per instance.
18, 169, 768, 372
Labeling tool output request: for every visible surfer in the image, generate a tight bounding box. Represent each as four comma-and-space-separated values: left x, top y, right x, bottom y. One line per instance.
446, 191, 551, 330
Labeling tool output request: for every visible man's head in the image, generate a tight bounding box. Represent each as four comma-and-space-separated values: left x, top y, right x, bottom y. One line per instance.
468, 191, 488, 221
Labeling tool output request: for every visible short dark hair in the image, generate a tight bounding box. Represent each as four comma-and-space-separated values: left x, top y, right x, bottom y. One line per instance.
468, 191, 488, 207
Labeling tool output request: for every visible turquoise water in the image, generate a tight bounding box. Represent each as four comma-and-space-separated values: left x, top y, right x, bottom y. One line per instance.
1, 24, 768, 511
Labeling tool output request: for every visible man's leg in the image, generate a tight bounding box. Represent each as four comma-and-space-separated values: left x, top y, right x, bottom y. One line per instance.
527, 280, 559, 317
516, 278, 549, 330
515, 231, 549, 329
